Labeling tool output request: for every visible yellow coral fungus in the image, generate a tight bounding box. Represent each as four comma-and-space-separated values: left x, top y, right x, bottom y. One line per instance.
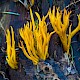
6, 26, 18, 69
19, 8, 55, 65
48, 6, 80, 54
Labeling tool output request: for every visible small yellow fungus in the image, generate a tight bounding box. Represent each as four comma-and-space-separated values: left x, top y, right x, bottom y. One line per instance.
31, 0, 34, 6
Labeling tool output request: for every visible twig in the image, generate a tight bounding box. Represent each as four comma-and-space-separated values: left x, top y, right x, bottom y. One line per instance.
62, 0, 80, 11
0, 71, 9, 80
0, 22, 6, 33
77, 47, 80, 51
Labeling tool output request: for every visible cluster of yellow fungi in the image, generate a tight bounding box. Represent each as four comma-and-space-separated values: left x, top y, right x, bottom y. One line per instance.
6, 7, 80, 69
48, 6, 80, 54
6, 26, 18, 69
18, 9, 55, 65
